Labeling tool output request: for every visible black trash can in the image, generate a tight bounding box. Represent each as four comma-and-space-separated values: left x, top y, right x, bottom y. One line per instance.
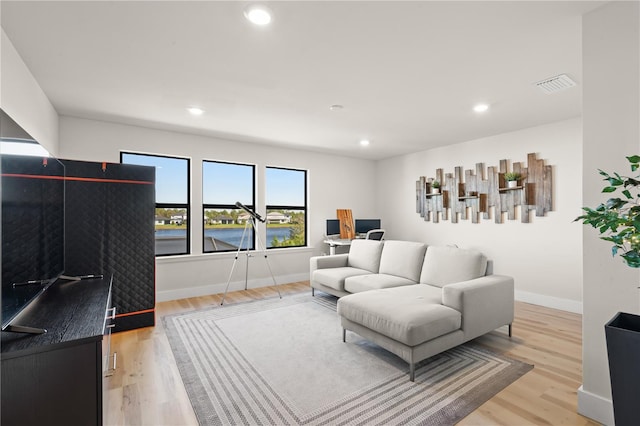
605, 311, 640, 426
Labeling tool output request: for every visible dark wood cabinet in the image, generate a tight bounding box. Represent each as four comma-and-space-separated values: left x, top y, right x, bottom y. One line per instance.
1, 276, 113, 426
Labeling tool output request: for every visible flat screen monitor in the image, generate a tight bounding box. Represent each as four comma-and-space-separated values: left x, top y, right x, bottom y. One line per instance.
355, 219, 381, 234
326, 219, 341, 236
1, 154, 65, 330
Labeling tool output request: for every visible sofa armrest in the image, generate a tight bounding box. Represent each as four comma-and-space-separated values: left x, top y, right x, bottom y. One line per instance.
441, 275, 514, 340
310, 254, 349, 275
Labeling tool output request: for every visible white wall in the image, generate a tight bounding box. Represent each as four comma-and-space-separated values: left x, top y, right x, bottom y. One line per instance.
377, 118, 583, 312
579, 2, 640, 424
58, 116, 377, 301
0, 29, 59, 154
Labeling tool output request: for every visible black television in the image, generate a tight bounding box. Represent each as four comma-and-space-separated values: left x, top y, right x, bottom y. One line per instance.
355, 219, 381, 234
1, 154, 65, 332
326, 219, 341, 236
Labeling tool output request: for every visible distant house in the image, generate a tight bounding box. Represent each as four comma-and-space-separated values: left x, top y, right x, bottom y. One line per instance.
237, 212, 290, 224
238, 212, 291, 223
170, 213, 187, 225
267, 212, 291, 224
155, 215, 171, 225
237, 213, 251, 224
209, 215, 234, 225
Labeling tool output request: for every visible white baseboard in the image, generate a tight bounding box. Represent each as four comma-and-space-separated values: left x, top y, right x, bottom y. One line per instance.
577, 385, 614, 425
158, 275, 583, 314
515, 290, 583, 314
156, 272, 310, 302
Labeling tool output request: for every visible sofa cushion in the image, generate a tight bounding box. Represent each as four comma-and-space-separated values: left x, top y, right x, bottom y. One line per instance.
313, 267, 371, 291
420, 246, 487, 288
347, 239, 385, 273
344, 273, 416, 293
385, 283, 444, 304
337, 285, 460, 346
378, 240, 427, 282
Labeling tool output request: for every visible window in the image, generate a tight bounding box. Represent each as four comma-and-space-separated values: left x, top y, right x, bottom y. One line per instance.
203, 160, 255, 252
266, 167, 307, 249
0, 138, 51, 157
121, 152, 190, 256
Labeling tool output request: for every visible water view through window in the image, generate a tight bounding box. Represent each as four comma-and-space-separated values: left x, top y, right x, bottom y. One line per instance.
122, 154, 306, 254
122, 152, 190, 256
203, 163, 306, 251
266, 167, 307, 248
203, 161, 255, 252
203, 208, 301, 251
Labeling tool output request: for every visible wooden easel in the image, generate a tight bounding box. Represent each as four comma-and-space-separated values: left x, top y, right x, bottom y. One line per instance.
337, 209, 355, 239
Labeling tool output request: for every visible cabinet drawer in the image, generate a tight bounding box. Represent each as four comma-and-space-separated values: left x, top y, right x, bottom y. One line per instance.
2, 342, 102, 426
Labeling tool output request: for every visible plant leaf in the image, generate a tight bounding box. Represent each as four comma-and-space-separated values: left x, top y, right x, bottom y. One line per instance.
606, 198, 626, 209
623, 251, 640, 268
580, 156, 640, 269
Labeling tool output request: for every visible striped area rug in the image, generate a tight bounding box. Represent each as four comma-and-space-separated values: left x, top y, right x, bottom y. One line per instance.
164, 293, 532, 425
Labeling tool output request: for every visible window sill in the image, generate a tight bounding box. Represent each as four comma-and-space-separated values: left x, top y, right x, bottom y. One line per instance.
156, 246, 314, 264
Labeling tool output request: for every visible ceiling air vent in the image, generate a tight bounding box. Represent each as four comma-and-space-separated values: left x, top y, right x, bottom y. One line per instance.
534, 74, 577, 94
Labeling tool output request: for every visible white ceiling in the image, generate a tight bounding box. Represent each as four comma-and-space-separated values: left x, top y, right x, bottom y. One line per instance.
1, 1, 605, 160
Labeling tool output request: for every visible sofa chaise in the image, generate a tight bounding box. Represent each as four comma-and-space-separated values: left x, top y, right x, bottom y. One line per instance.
309, 239, 514, 381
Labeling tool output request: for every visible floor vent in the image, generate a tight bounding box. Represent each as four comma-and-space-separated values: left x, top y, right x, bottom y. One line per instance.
534, 74, 577, 94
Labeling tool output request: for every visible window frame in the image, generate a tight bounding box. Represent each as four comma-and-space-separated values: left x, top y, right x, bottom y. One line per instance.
120, 151, 191, 257
265, 166, 308, 250
202, 159, 256, 253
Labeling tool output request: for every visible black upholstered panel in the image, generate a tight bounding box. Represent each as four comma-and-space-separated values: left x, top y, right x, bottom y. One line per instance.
114, 312, 155, 333
1, 155, 66, 328
62, 160, 155, 330
1, 156, 65, 286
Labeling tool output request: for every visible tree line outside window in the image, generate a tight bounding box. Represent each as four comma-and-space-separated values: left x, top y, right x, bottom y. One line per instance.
121, 152, 307, 256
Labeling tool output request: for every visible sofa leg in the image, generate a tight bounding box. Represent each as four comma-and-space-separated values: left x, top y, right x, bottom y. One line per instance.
409, 364, 415, 382
342, 329, 346, 343
508, 323, 512, 337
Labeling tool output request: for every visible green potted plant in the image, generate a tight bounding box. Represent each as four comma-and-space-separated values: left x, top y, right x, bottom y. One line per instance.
575, 155, 640, 426
431, 180, 441, 194
504, 172, 521, 188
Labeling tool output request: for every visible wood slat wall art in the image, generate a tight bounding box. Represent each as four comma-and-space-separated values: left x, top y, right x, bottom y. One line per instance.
415, 152, 553, 224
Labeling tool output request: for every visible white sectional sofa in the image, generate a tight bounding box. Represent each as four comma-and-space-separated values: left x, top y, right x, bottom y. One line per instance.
309, 239, 514, 381
310, 240, 427, 296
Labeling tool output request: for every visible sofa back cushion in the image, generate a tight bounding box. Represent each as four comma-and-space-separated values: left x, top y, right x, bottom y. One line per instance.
378, 240, 427, 282
347, 239, 385, 273
420, 245, 487, 287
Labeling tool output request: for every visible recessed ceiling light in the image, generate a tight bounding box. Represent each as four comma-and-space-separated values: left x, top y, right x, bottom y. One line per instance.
187, 107, 204, 116
329, 104, 344, 111
360, 139, 370, 147
244, 4, 272, 26
473, 103, 490, 113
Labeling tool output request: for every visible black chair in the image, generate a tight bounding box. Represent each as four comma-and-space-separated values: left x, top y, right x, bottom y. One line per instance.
365, 229, 385, 240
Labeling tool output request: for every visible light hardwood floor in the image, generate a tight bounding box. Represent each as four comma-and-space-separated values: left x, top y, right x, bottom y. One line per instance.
105, 282, 599, 425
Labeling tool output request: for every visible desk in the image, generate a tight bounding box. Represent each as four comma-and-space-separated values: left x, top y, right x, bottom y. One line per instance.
323, 238, 353, 255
